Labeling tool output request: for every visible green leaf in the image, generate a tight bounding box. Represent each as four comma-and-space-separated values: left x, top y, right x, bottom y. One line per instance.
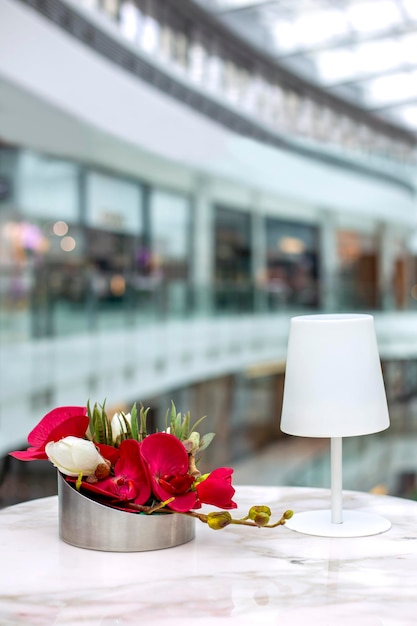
139, 404, 150, 441
182, 411, 190, 439
170, 401, 177, 425
87, 399, 95, 441
198, 432, 215, 452
119, 412, 133, 442
92, 401, 111, 445
130, 403, 139, 441
169, 401, 182, 438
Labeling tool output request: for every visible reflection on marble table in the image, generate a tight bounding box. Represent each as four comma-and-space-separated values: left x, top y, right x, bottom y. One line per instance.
1, 486, 417, 626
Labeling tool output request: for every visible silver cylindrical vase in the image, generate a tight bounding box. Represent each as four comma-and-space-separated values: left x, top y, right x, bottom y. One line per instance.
57, 472, 195, 552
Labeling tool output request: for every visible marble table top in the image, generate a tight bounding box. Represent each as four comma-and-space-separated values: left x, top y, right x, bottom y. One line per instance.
1, 485, 417, 625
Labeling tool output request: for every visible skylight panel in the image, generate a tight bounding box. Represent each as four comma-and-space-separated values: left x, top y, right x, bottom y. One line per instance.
290, 8, 350, 47
354, 39, 405, 74
271, 19, 300, 52
401, 0, 417, 21
400, 33, 417, 65
390, 105, 417, 131
315, 48, 359, 83
269, 5, 350, 53
364, 70, 417, 106
346, 0, 402, 34
195, 0, 417, 136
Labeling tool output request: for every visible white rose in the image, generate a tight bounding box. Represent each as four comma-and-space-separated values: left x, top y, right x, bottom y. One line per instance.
110, 411, 131, 443
45, 436, 106, 477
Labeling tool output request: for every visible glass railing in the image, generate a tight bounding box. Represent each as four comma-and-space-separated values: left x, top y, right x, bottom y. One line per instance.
283, 430, 417, 499
0, 268, 414, 344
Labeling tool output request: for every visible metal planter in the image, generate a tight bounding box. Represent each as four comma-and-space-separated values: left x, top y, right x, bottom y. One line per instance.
57, 472, 195, 552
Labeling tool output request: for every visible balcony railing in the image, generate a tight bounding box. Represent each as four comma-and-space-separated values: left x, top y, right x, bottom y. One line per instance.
0, 270, 414, 343
17, 0, 417, 184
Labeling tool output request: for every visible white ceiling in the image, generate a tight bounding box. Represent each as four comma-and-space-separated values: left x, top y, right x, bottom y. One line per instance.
194, 0, 417, 135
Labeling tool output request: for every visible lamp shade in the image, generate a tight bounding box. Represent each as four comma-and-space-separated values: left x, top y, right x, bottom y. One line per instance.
280, 314, 390, 438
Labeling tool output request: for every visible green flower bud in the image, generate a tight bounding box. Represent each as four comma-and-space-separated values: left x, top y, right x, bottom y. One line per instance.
183, 431, 200, 454
188, 431, 200, 451
283, 510, 294, 520
207, 511, 232, 530
248, 505, 271, 526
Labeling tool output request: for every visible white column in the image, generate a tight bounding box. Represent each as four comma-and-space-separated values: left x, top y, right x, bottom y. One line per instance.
378, 222, 396, 310
191, 176, 214, 314
250, 194, 267, 312
319, 210, 338, 311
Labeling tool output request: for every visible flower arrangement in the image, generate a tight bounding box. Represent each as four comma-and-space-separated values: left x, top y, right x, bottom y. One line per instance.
10, 401, 293, 531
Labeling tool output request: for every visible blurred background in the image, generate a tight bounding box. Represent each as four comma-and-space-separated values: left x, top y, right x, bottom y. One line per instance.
2, 0, 417, 507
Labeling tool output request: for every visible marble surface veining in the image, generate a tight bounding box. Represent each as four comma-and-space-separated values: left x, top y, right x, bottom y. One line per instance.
1, 486, 417, 626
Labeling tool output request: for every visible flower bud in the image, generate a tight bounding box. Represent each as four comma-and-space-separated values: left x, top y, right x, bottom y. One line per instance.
283, 510, 294, 520
207, 511, 232, 530
45, 437, 106, 477
95, 461, 111, 480
188, 431, 200, 451
248, 505, 271, 526
110, 412, 132, 443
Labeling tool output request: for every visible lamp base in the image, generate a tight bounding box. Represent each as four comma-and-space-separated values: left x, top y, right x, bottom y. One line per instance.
285, 509, 391, 538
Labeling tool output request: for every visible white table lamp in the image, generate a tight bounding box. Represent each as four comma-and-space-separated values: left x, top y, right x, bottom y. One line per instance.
280, 313, 391, 537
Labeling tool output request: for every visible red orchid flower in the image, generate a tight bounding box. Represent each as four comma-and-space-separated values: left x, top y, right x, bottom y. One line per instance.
77, 439, 151, 505
95, 442, 120, 465
196, 467, 237, 509
140, 432, 199, 513
9, 406, 88, 461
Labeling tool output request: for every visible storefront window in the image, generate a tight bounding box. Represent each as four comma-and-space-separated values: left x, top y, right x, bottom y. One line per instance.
215, 206, 253, 312
149, 189, 191, 316
265, 218, 319, 309
337, 230, 378, 309
86, 171, 142, 234
16, 152, 79, 221
85, 171, 144, 327
0, 152, 82, 338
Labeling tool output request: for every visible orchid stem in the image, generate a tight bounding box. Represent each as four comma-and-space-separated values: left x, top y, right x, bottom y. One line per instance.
124, 503, 293, 529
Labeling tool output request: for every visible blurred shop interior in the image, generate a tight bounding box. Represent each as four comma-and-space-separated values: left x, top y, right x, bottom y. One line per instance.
2, 0, 417, 506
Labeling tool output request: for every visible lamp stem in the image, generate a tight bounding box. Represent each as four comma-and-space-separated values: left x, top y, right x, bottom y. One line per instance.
330, 437, 343, 524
